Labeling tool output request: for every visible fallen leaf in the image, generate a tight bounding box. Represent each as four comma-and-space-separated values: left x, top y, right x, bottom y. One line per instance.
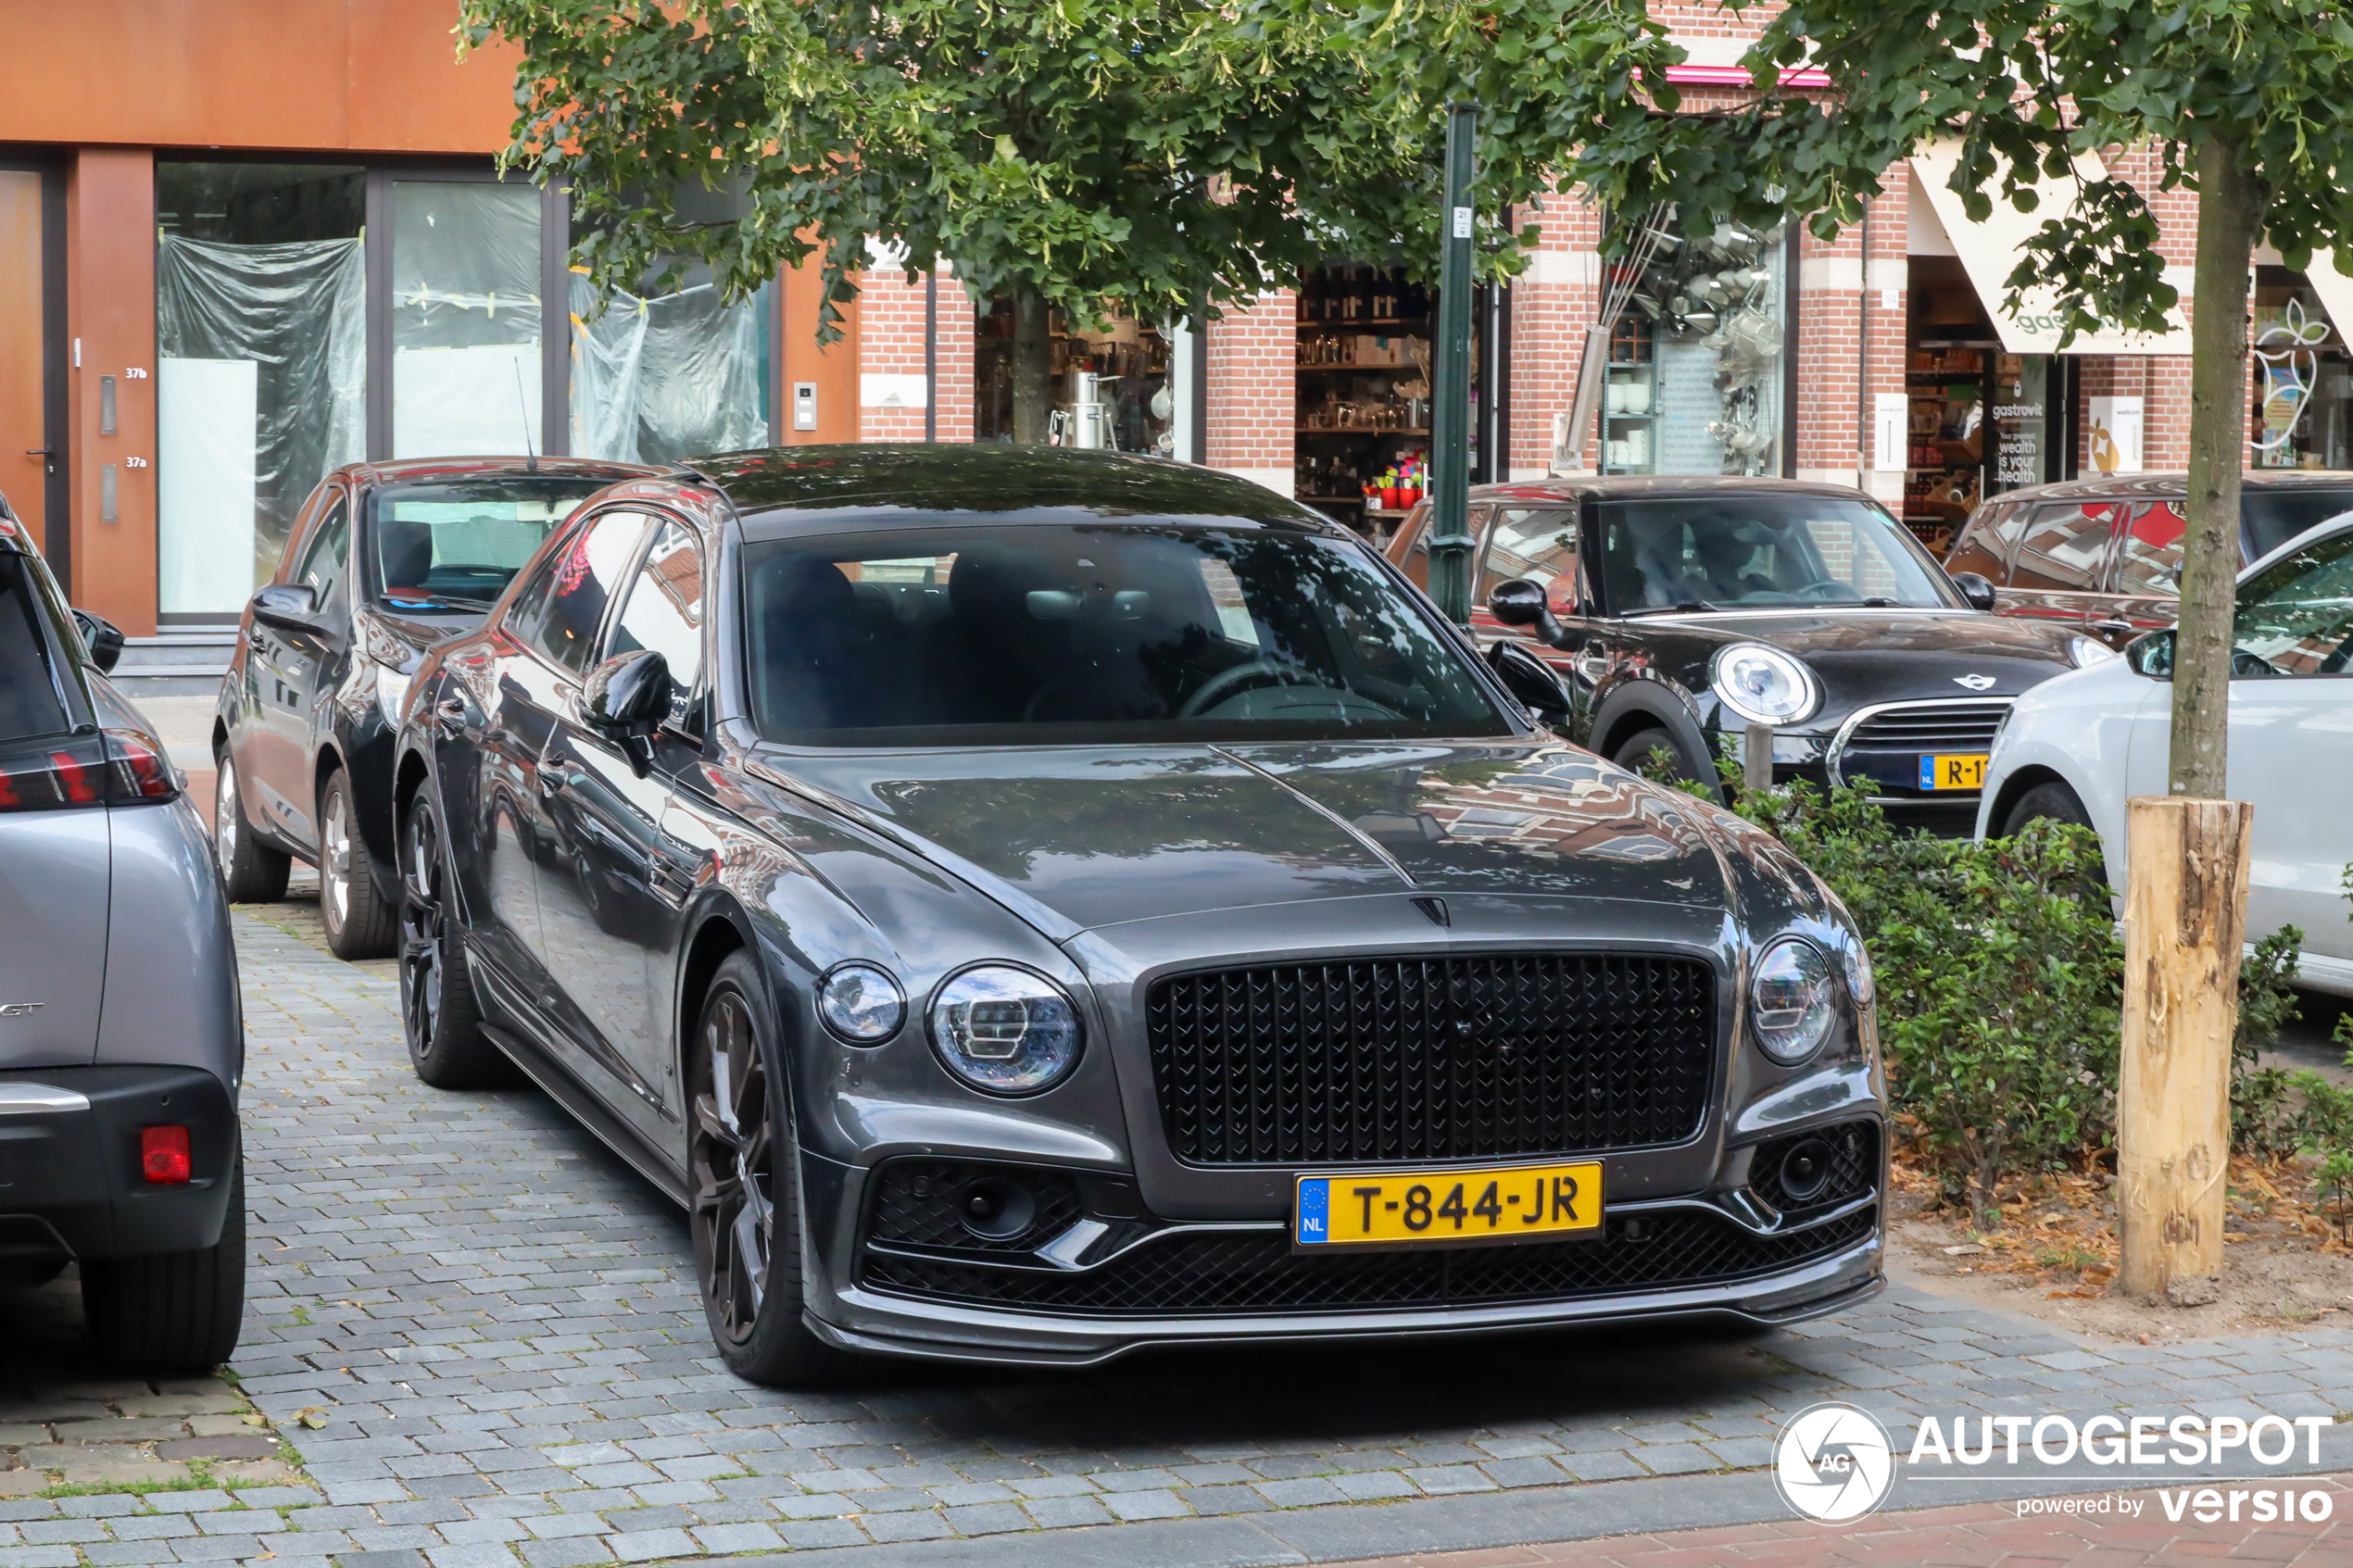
1944, 1243, 1984, 1257
296, 1408, 328, 1430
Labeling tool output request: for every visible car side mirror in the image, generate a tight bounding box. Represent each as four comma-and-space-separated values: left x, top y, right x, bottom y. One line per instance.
583, 648, 671, 743
250, 583, 321, 631
1488, 578, 1565, 645
1948, 571, 1998, 612
72, 608, 123, 673
2125, 629, 2174, 679
1488, 641, 1572, 726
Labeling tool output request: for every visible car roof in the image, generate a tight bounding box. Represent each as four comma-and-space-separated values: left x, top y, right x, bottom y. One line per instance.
689, 444, 1344, 538
1987, 470, 2353, 506
342, 456, 658, 489
1465, 473, 1880, 506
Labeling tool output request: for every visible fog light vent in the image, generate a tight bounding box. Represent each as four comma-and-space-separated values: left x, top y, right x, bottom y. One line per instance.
1749, 1120, 1877, 1212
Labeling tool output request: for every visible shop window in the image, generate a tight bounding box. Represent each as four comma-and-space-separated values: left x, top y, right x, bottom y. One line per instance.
2251, 270, 2351, 470
1601, 213, 1787, 478
974, 301, 1175, 454
571, 260, 773, 465
391, 182, 545, 459
155, 161, 366, 619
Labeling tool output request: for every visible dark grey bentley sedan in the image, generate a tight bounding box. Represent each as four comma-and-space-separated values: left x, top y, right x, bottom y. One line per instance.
392, 445, 1885, 1384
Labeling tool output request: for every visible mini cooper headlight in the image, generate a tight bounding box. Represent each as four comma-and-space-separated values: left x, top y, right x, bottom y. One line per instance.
1752, 937, 1839, 1064
930, 966, 1083, 1095
816, 963, 905, 1044
1712, 644, 1819, 726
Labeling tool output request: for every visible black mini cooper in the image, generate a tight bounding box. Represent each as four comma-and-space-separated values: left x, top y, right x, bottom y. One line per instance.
393, 445, 1886, 1384
1389, 476, 2102, 834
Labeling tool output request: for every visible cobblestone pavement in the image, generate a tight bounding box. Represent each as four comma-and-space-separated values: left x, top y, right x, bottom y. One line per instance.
72, 909, 2342, 1568
1322, 1472, 2353, 1567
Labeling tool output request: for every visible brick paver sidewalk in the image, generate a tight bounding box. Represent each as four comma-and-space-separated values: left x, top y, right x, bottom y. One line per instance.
1326, 1473, 2353, 1567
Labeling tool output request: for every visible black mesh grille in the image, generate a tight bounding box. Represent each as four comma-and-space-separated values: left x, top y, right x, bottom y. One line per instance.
1841, 701, 2011, 753
864, 1160, 1087, 1254
1748, 1121, 1880, 1212
860, 1206, 1875, 1316
1147, 953, 1716, 1165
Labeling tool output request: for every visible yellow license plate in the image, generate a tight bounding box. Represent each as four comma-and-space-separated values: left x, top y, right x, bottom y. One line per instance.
1918, 753, 1988, 790
1293, 1160, 1603, 1250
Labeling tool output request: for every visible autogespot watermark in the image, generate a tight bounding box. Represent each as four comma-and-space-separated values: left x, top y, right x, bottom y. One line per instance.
1772, 1404, 2337, 1525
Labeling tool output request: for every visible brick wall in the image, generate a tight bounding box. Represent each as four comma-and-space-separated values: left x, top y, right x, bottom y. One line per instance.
1507, 193, 1603, 477
1205, 290, 1297, 493
855, 261, 975, 444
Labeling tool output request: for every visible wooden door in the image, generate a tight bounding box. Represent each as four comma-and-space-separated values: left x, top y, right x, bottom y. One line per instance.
0, 172, 45, 545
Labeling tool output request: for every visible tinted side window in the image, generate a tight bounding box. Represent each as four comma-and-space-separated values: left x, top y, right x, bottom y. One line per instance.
2008, 504, 2113, 592
295, 502, 350, 606
2114, 500, 2187, 596
522, 511, 648, 676
1478, 508, 1581, 605
2232, 527, 2353, 677
0, 556, 70, 743
1944, 503, 2020, 580
606, 520, 706, 721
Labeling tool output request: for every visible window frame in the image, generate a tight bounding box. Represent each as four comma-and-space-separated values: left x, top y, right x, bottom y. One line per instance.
597, 508, 711, 728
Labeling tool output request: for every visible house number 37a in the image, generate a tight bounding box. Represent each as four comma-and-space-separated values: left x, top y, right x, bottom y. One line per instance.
124, 457, 148, 469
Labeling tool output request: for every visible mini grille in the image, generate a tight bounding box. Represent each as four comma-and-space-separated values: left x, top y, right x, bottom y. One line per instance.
864, 1160, 1087, 1255
1147, 953, 1716, 1165
1747, 1120, 1880, 1213
860, 1206, 1875, 1316
1840, 701, 2011, 754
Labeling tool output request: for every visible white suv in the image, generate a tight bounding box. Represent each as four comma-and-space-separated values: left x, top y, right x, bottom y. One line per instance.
1977, 512, 2353, 997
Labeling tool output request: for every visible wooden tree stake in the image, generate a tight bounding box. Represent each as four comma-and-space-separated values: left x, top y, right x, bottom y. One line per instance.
2117, 795, 2251, 1299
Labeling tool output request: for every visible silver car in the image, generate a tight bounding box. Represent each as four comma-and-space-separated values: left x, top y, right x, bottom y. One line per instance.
0, 500, 245, 1372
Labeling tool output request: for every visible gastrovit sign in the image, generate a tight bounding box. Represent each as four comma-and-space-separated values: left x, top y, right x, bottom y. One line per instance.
1774, 1402, 1896, 1522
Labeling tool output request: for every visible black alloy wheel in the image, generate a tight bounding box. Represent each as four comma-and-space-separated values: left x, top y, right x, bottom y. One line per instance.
398, 797, 513, 1089
688, 952, 857, 1386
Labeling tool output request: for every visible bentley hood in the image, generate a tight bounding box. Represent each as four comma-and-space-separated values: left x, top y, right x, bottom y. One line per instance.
773, 740, 1735, 936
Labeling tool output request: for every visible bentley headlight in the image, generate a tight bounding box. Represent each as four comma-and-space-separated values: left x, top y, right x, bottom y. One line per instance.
1840, 937, 1875, 1009
1752, 937, 1838, 1064
817, 963, 905, 1045
1712, 644, 1818, 726
930, 966, 1083, 1094
2070, 635, 2120, 669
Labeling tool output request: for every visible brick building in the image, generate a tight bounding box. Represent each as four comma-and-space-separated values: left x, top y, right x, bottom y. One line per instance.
3, 0, 2341, 676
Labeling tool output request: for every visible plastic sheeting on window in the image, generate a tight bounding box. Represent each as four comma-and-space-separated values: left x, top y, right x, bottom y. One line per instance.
391, 182, 544, 458
156, 234, 365, 614
570, 271, 771, 466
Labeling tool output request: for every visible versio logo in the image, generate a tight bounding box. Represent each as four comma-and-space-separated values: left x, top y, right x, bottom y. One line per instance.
1775, 1402, 1897, 1523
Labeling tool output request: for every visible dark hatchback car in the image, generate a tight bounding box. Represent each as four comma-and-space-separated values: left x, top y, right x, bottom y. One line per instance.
392, 445, 1886, 1383
1944, 470, 2353, 649
213, 458, 650, 955
1387, 476, 2098, 835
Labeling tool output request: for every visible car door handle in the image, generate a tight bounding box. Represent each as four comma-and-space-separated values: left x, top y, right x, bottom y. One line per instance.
2089, 618, 2133, 634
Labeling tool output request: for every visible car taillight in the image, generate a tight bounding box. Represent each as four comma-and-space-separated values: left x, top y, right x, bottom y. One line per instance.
141, 1124, 192, 1184
0, 734, 110, 811
103, 725, 177, 802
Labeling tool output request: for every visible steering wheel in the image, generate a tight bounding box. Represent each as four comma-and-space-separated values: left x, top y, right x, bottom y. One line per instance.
1791, 578, 1858, 600
1177, 657, 1321, 718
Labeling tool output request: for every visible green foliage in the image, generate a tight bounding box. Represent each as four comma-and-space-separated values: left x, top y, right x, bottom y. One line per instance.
2232, 926, 2305, 1160
1728, 780, 2315, 1222
1730, 780, 2120, 1224
458, 0, 1684, 343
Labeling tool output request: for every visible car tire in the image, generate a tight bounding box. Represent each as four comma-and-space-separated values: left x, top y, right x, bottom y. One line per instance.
212, 746, 290, 904
318, 770, 397, 960
82, 1152, 245, 1374
1612, 726, 1701, 785
690, 952, 861, 1388
398, 794, 518, 1090
2002, 780, 2094, 836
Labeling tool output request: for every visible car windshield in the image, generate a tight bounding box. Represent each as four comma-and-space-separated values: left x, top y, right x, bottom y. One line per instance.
742, 521, 1513, 746
1596, 495, 1955, 612
2242, 489, 2353, 561
2233, 526, 2353, 676
371, 478, 611, 612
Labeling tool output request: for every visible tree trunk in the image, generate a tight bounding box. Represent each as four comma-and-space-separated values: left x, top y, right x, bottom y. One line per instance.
2172, 136, 2262, 797
1011, 283, 1052, 445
